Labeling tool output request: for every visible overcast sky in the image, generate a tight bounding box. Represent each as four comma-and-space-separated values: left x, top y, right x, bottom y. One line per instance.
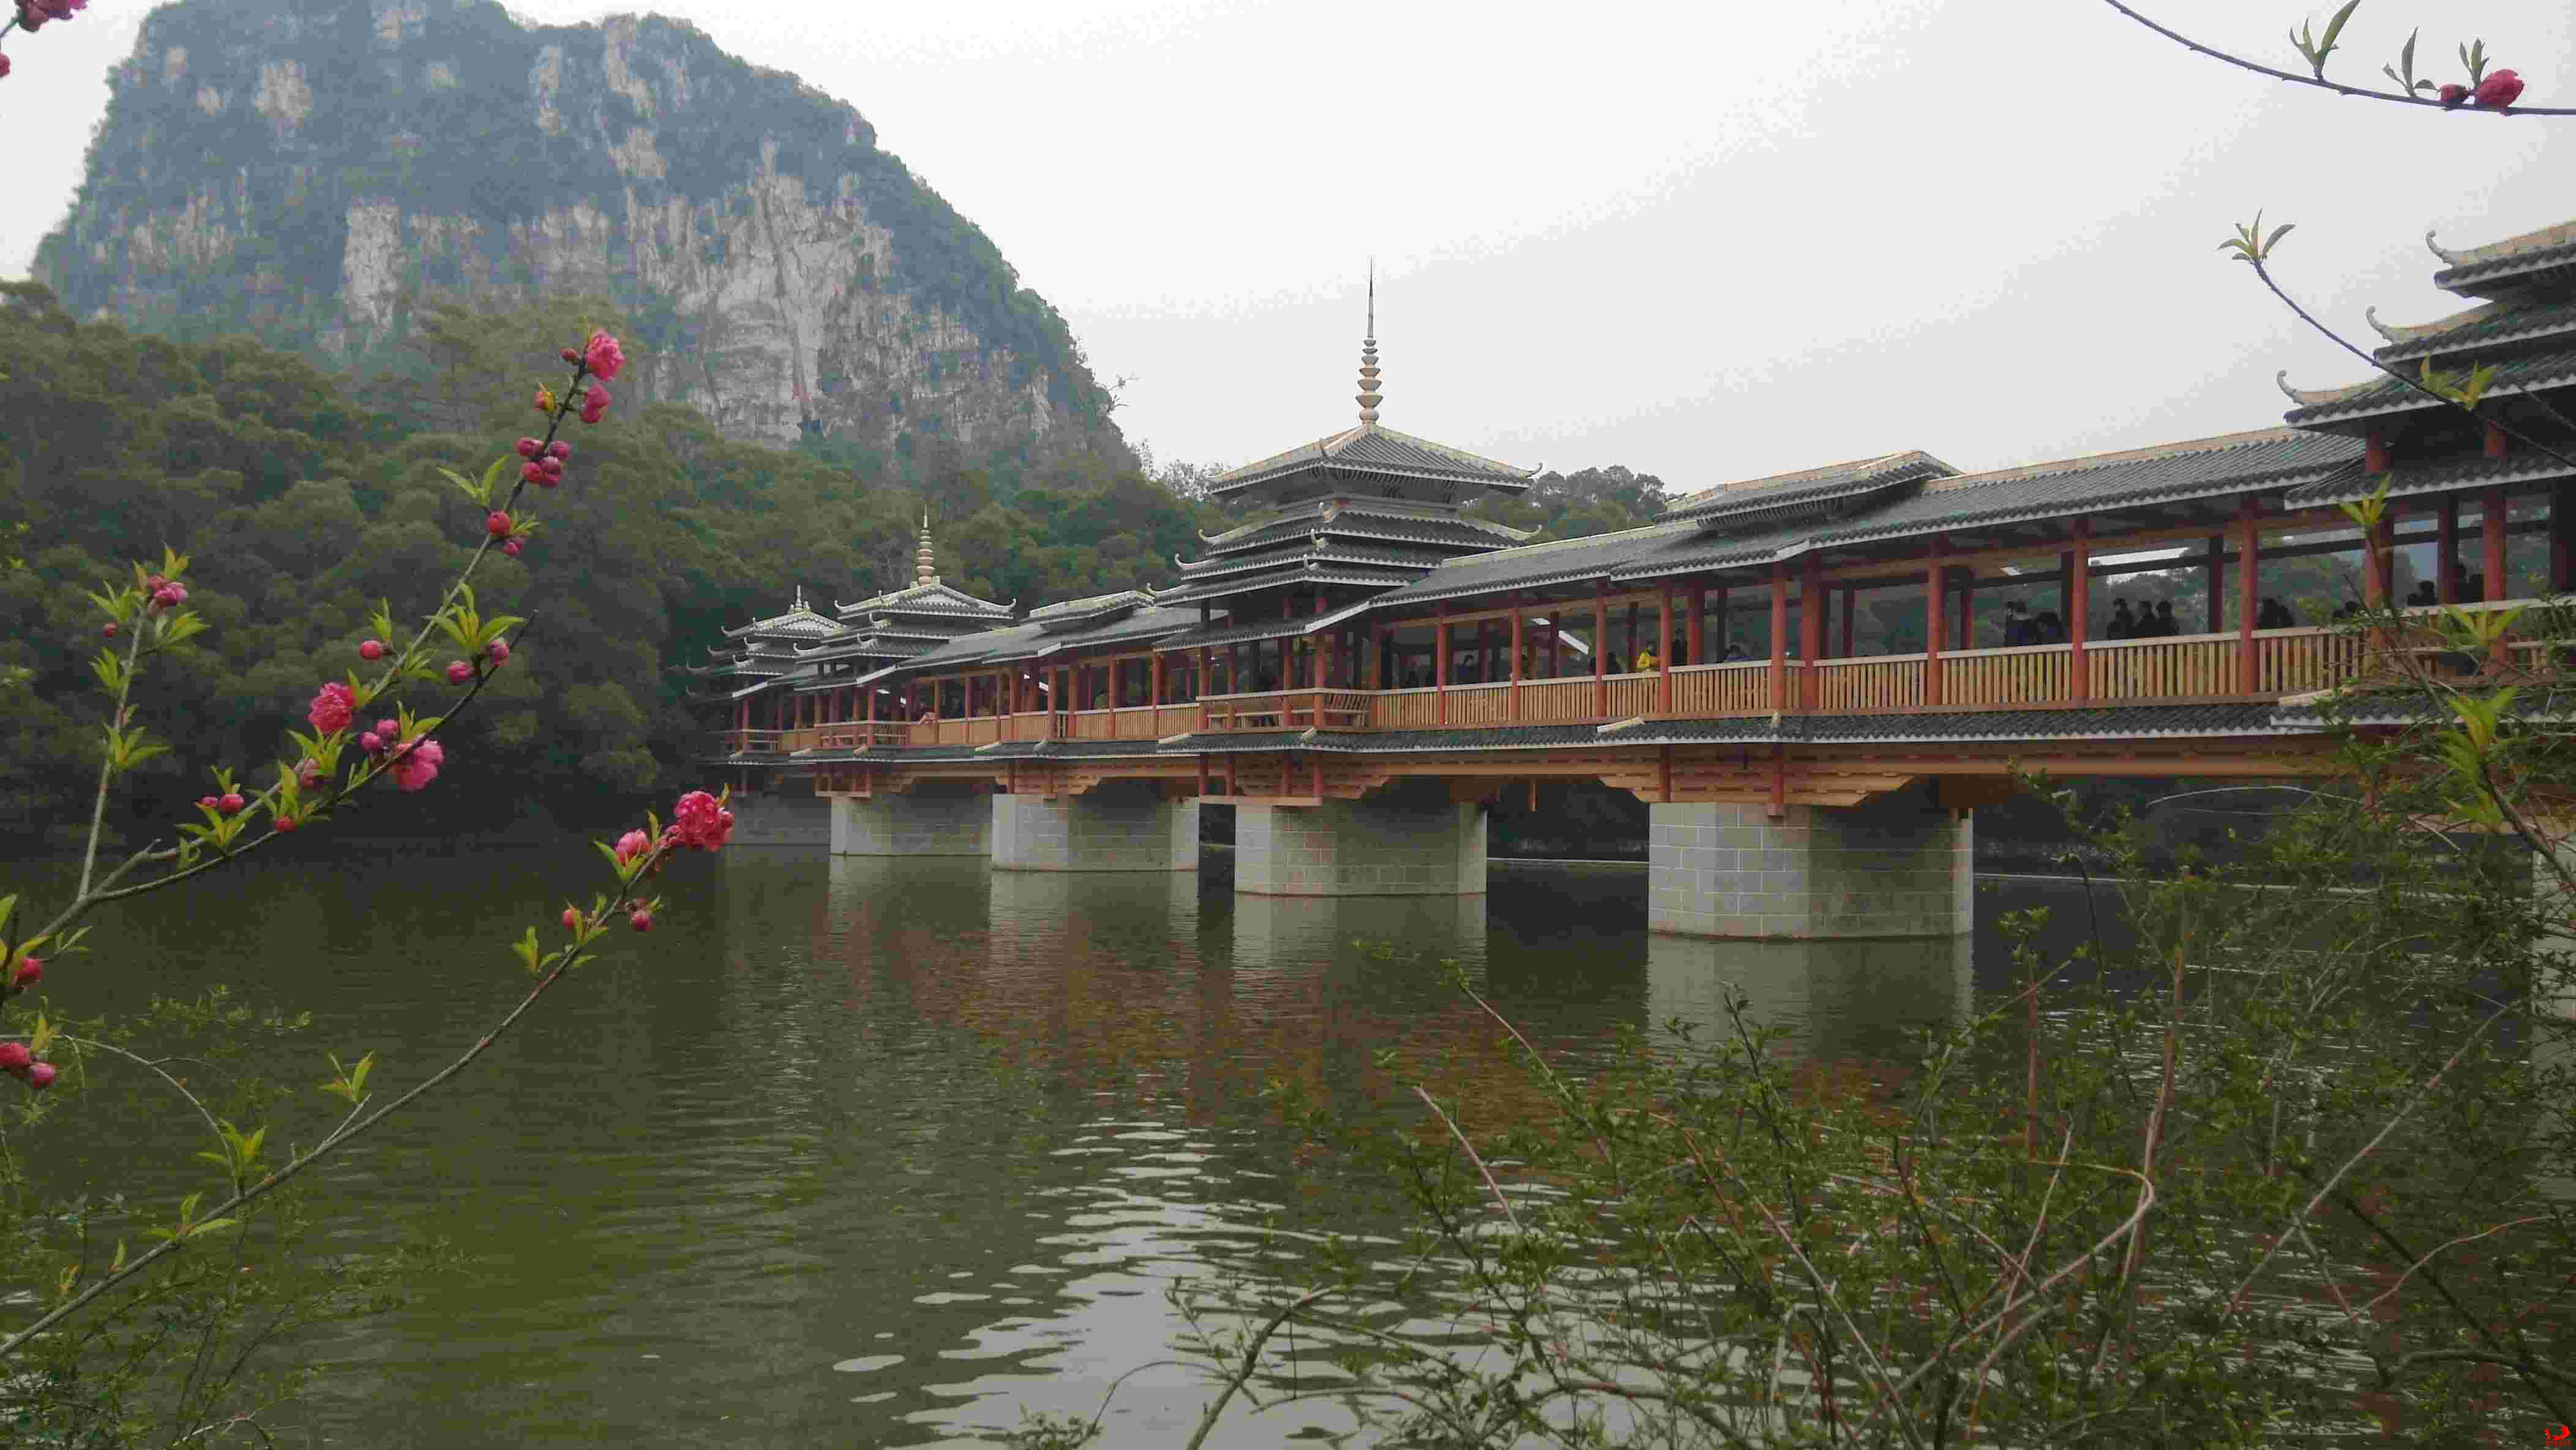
7, 0, 2573, 493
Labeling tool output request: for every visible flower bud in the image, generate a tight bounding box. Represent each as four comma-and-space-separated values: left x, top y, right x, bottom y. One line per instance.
534, 386, 555, 414
12, 958, 40, 989
629, 909, 653, 933
561, 906, 582, 931
516, 437, 542, 459
274, 815, 299, 833
359, 732, 383, 755
26, 1062, 56, 1091
522, 461, 546, 486
486, 510, 512, 538
296, 757, 323, 789
446, 660, 473, 685
359, 639, 386, 661
502, 539, 523, 558
488, 639, 511, 665
198, 794, 220, 811
2439, 82, 2469, 103
2475, 69, 2524, 107
561, 347, 581, 364
539, 456, 564, 481
0, 1043, 29, 1075
218, 792, 244, 815
547, 440, 572, 461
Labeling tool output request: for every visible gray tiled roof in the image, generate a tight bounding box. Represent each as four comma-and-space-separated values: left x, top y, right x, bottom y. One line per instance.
2284, 346, 2576, 425
2433, 233, 2576, 293
1197, 509, 1530, 556
2281, 448, 2574, 506
1150, 598, 1374, 652
1661, 450, 1956, 525
2374, 295, 2576, 364
1210, 424, 1537, 498
722, 604, 841, 640
1368, 521, 1699, 607
1156, 702, 2312, 754
1156, 562, 1421, 605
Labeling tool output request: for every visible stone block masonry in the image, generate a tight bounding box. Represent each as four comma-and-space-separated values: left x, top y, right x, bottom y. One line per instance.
990, 784, 1200, 873
727, 790, 829, 847
829, 786, 991, 857
1235, 782, 1488, 897
1649, 781, 1971, 939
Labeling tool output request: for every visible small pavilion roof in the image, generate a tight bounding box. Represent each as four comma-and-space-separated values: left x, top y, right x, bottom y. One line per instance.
831, 577, 1014, 620
2364, 296, 2576, 363
2282, 344, 2576, 426
1196, 498, 1532, 556
720, 593, 841, 642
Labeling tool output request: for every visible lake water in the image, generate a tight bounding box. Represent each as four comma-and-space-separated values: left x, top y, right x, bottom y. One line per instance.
15, 846, 2123, 1446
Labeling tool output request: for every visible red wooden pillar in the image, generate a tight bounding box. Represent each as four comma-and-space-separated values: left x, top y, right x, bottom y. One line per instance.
1510, 603, 1526, 721
1926, 534, 1947, 707
2205, 534, 2226, 634
2485, 486, 2511, 669
1657, 584, 1674, 713
2483, 486, 2509, 599
1436, 608, 1451, 725
2485, 421, 2509, 460
1769, 561, 1788, 711
2438, 498, 2460, 603
1592, 580, 1608, 717
1799, 557, 1823, 711
2069, 521, 2090, 704
1687, 582, 1705, 667
2236, 497, 2261, 694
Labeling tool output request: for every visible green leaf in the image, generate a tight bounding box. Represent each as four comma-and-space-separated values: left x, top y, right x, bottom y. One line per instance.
2319, 1, 2361, 58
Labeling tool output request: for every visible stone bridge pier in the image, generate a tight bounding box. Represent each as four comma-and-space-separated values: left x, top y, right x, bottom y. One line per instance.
992, 781, 1200, 873
1649, 781, 1972, 939
829, 783, 992, 857
1234, 779, 1488, 897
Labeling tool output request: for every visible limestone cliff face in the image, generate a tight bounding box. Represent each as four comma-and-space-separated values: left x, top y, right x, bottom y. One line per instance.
36, 0, 1115, 450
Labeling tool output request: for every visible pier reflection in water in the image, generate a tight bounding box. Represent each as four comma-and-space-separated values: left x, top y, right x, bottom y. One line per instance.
26, 849, 2071, 1448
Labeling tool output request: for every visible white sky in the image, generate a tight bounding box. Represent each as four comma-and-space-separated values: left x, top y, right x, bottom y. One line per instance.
6, 0, 2573, 491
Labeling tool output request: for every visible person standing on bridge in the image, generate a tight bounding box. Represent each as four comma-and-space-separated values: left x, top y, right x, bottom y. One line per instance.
2106, 598, 2136, 640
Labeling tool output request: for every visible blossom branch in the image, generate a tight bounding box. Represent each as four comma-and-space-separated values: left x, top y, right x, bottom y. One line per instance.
2099, 1, 2570, 114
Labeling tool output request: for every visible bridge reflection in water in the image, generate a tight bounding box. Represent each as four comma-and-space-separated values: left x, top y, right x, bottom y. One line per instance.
1646, 932, 1975, 1063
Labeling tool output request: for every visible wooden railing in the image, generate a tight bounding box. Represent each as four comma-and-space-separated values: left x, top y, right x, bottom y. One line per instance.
1199, 689, 1374, 731
745, 607, 2558, 757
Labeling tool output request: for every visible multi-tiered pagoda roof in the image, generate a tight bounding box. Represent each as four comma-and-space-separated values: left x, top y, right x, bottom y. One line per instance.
686, 588, 842, 700
1155, 299, 1540, 633
787, 519, 1014, 697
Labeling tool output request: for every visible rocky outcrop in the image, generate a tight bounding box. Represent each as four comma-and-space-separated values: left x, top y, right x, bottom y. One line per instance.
35, 0, 1114, 450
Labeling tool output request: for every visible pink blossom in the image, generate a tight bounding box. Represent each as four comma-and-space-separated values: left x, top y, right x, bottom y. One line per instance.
516, 437, 542, 459
307, 680, 356, 735
359, 639, 386, 661
580, 383, 611, 425
561, 906, 582, 931
547, 440, 572, 461
2475, 69, 2524, 107
0, 1043, 28, 1074
534, 386, 555, 415
488, 639, 511, 665
503, 539, 523, 558
296, 757, 322, 789
0, 53, 11, 81
583, 332, 626, 381
666, 789, 735, 852
198, 795, 220, 811
561, 347, 581, 364
628, 909, 653, 933
539, 456, 563, 481
521, 462, 546, 486
26, 1062, 55, 1091
2439, 83, 2469, 105
359, 731, 383, 755
445, 659, 472, 685
12, 957, 40, 989
274, 815, 299, 833
613, 828, 651, 865
217, 792, 244, 815
389, 737, 444, 792
486, 510, 512, 538
100, 622, 115, 637
374, 718, 399, 742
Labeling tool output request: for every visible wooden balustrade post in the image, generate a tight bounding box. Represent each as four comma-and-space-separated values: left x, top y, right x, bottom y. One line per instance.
1657, 584, 1674, 714
1687, 582, 1705, 668
1510, 601, 1526, 721
2069, 520, 2089, 704
1436, 609, 1451, 725
1926, 534, 1947, 707
2236, 497, 2261, 695
1800, 557, 1822, 711
1593, 580, 1608, 716
1769, 561, 1788, 712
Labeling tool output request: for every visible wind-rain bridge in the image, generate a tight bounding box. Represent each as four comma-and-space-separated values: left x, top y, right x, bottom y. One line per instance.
694, 218, 2576, 940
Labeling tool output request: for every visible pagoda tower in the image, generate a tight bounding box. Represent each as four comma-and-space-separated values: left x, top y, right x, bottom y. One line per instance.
1157, 289, 1541, 639
686, 584, 842, 707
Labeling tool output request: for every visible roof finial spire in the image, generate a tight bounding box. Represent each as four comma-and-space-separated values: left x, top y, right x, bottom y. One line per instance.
1355, 260, 1382, 427
915, 511, 937, 585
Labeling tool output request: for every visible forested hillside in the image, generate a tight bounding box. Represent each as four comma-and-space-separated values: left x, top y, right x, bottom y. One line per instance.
0, 285, 1215, 843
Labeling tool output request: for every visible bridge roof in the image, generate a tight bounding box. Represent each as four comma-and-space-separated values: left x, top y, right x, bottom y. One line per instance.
1660, 450, 1958, 525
